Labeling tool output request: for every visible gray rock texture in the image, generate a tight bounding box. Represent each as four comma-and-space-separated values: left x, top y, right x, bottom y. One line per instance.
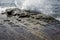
0, 8, 60, 40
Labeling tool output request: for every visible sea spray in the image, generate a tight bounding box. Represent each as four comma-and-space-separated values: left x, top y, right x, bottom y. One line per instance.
15, 0, 59, 14
15, 0, 25, 9
15, 0, 60, 20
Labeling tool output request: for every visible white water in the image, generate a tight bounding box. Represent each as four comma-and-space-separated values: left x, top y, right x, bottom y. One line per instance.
15, 0, 59, 14
15, 0, 60, 20
0, 0, 60, 20
0, 7, 16, 13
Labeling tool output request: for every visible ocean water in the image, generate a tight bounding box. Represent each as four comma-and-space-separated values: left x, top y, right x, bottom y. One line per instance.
0, 0, 60, 20
15, 0, 60, 21
0, 7, 16, 13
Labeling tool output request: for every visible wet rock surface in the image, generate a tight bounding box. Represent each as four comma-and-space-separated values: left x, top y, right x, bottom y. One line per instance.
0, 8, 60, 40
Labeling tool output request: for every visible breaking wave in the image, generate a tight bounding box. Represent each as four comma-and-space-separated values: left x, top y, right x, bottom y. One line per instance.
15, 0, 60, 20
0, 0, 60, 20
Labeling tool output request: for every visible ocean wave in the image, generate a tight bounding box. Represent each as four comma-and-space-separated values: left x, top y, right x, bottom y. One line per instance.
15, 0, 60, 21
0, 0, 60, 21
0, 7, 16, 13
15, 0, 59, 15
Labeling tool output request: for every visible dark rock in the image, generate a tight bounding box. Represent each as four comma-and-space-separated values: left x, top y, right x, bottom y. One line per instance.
0, 8, 60, 40
4, 8, 21, 17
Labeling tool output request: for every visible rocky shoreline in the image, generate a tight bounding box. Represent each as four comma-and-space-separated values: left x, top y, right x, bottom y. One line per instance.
0, 8, 60, 40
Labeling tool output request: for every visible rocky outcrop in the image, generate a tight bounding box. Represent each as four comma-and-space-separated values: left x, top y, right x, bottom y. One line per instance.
4, 8, 59, 23
0, 8, 60, 40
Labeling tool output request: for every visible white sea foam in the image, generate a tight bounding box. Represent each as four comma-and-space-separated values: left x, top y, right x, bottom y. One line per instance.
15, 0, 60, 15
0, 0, 60, 21
0, 7, 6, 13
15, 0, 60, 21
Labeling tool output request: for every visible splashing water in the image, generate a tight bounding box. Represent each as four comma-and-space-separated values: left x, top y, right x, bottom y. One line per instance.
15, 0, 60, 20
